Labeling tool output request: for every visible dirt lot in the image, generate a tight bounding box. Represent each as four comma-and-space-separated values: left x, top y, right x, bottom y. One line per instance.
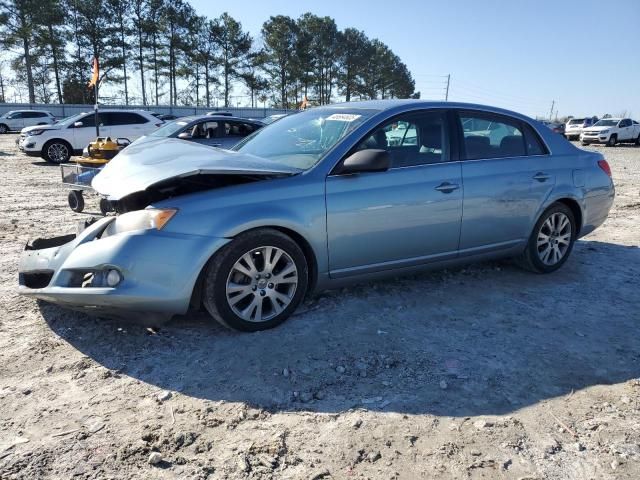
0, 133, 638, 480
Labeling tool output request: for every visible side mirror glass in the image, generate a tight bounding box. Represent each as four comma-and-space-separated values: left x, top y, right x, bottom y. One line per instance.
177, 132, 192, 139
73, 121, 83, 128
336, 149, 390, 175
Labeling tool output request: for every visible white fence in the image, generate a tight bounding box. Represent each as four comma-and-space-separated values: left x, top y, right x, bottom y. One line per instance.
0, 103, 293, 120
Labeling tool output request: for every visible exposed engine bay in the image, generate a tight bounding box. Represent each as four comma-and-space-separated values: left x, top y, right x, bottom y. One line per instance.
112, 173, 282, 213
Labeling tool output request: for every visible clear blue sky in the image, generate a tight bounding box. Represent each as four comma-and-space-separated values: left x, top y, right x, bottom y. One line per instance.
190, 0, 640, 119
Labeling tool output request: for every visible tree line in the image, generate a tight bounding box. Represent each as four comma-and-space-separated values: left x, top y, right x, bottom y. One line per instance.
0, 0, 418, 108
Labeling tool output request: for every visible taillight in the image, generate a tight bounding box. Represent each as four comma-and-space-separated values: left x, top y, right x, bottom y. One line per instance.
597, 160, 611, 177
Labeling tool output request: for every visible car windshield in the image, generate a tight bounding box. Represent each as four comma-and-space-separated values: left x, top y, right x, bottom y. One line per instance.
233, 107, 378, 170
593, 119, 618, 127
150, 120, 190, 137
57, 113, 90, 127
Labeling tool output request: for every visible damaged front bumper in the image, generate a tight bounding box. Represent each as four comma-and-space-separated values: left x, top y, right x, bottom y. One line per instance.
18, 217, 229, 324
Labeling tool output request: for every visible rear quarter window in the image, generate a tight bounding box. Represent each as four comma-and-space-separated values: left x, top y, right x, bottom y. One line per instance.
523, 124, 548, 155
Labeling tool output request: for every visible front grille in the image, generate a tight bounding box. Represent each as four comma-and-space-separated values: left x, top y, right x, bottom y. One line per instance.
20, 271, 54, 289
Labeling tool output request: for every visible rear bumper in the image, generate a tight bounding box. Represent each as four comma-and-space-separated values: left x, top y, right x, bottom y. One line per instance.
18, 217, 230, 324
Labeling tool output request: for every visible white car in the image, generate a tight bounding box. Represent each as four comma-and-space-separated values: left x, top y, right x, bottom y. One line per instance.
580, 118, 640, 147
18, 110, 163, 163
0, 110, 55, 133
564, 117, 598, 140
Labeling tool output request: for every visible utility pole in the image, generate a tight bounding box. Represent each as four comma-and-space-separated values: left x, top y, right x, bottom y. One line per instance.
549, 100, 555, 121
445, 74, 451, 101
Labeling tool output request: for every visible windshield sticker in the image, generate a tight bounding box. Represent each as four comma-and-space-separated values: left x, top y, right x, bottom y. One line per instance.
326, 113, 362, 122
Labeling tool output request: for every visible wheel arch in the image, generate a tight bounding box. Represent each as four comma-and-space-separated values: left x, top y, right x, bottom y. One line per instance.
188, 225, 319, 311
42, 138, 74, 156
541, 196, 584, 237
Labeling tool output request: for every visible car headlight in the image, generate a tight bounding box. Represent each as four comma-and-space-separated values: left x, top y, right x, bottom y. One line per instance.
26, 129, 45, 136
101, 208, 177, 237
599, 130, 609, 134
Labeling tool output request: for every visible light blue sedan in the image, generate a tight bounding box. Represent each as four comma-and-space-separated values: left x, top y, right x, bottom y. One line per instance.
18, 100, 615, 331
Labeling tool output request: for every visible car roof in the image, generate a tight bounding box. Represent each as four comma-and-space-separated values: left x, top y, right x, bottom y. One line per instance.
7, 109, 53, 113
323, 99, 544, 123
175, 114, 263, 123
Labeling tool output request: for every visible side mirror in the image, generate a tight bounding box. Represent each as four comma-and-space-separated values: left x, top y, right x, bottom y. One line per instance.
73, 121, 83, 128
336, 149, 390, 175
177, 132, 191, 139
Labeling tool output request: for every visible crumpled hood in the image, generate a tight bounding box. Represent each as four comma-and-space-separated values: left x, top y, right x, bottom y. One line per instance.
92, 137, 301, 200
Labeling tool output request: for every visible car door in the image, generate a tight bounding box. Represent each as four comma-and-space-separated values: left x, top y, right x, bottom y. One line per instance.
103, 112, 147, 141
22, 112, 38, 128
220, 121, 258, 149
7, 112, 24, 131
325, 110, 463, 278
619, 119, 632, 141
456, 110, 555, 255
71, 113, 109, 150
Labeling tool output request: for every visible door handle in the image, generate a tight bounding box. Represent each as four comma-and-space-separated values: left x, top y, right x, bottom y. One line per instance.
533, 172, 550, 182
435, 182, 460, 193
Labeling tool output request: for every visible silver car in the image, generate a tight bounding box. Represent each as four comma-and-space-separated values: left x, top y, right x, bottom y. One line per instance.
18, 100, 615, 331
131, 115, 264, 150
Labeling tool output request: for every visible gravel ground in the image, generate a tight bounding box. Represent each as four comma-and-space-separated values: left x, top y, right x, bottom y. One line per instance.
0, 134, 638, 479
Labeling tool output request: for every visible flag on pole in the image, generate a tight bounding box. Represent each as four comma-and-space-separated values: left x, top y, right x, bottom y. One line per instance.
88, 57, 99, 88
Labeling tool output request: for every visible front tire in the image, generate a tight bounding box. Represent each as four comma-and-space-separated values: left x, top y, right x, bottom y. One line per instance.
202, 229, 309, 331
606, 135, 617, 147
0, 124, 8, 134
43, 140, 72, 163
68, 190, 84, 213
516, 203, 576, 273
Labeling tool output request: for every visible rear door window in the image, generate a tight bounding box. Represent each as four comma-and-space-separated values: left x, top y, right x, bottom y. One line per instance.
103, 112, 148, 126
458, 112, 525, 160
224, 121, 257, 138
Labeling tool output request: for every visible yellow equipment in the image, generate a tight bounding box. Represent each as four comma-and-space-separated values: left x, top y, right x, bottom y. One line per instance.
74, 137, 130, 166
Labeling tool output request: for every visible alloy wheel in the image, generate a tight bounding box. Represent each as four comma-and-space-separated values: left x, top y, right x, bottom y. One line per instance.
48, 143, 69, 163
0, 125, 7, 134
225, 246, 298, 323
536, 212, 572, 266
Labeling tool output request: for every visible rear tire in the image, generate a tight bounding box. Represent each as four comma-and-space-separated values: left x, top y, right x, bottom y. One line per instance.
68, 190, 85, 213
606, 135, 617, 147
635, 134, 640, 146
202, 228, 309, 332
516, 203, 576, 273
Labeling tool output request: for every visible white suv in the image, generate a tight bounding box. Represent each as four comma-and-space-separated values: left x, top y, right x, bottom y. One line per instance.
0, 110, 55, 133
18, 110, 162, 163
564, 117, 598, 140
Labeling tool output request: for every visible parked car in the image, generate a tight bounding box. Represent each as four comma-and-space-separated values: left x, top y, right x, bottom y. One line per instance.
262, 113, 289, 124
131, 115, 264, 149
206, 111, 233, 117
17, 110, 163, 163
0, 110, 55, 133
540, 120, 565, 135
564, 117, 598, 140
18, 100, 614, 331
580, 118, 640, 146
155, 113, 180, 121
